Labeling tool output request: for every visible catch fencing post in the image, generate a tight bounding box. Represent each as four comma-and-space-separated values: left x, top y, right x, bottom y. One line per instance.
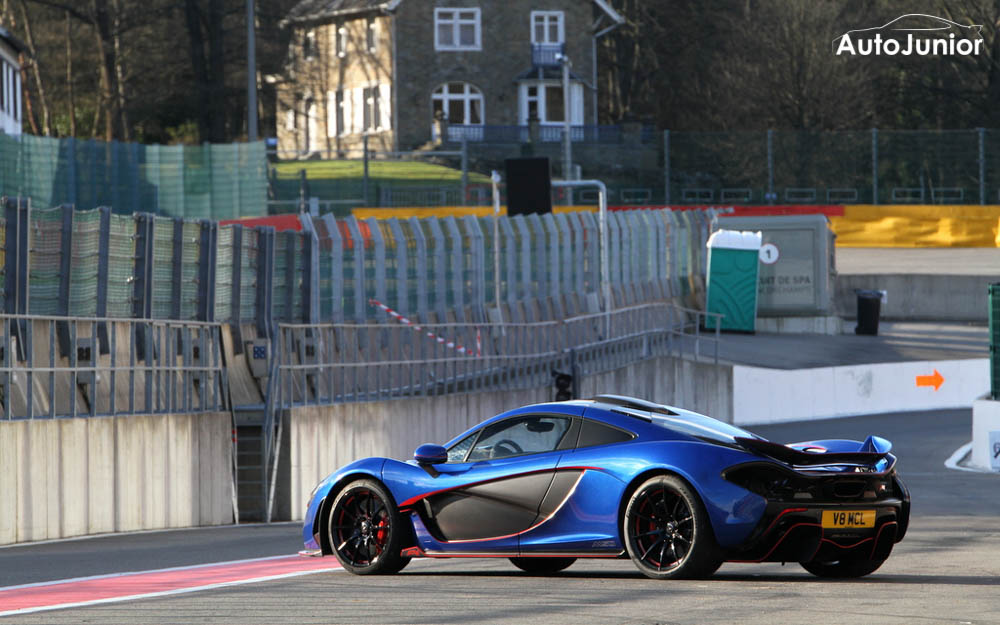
96, 206, 111, 354
663, 130, 670, 205
231, 224, 244, 351
198, 219, 218, 323
407, 216, 429, 321
255, 226, 275, 338
979, 127, 986, 206
767, 129, 774, 203
461, 140, 468, 203
66, 137, 77, 206
363, 135, 370, 207
56, 204, 74, 357
872, 128, 879, 205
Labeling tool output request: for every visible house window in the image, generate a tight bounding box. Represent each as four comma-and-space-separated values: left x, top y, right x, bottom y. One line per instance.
531, 11, 564, 44
545, 85, 564, 122
336, 89, 345, 135
519, 82, 582, 125
363, 86, 380, 131
434, 8, 481, 51
328, 89, 346, 136
303, 28, 317, 60
366, 17, 377, 52
336, 25, 347, 58
432, 82, 483, 125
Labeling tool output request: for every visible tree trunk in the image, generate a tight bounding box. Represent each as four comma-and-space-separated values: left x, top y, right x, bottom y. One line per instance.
66, 10, 76, 137
111, 0, 130, 140
18, 0, 52, 135
183, 0, 212, 142
91, 0, 119, 141
19, 53, 40, 134
208, 0, 225, 142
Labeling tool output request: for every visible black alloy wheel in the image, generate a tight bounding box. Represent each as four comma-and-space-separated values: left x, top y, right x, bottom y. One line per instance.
328, 479, 410, 575
623, 475, 722, 580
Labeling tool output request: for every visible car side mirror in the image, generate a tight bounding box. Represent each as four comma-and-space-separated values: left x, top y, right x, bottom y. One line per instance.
414, 444, 448, 465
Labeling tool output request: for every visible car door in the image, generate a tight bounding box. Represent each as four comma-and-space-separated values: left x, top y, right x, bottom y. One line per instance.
412, 414, 575, 547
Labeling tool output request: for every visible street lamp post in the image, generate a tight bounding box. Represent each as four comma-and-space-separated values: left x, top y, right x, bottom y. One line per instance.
247, 0, 258, 142
556, 52, 572, 184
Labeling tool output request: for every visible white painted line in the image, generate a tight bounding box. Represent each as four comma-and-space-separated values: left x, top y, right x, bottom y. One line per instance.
0, 567, 343, 617
943, 442, 982, 473
0, 554, 297, 592
0, 521, 299, 550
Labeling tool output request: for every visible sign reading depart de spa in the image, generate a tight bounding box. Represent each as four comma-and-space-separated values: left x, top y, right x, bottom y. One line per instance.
833, 14, 984, 57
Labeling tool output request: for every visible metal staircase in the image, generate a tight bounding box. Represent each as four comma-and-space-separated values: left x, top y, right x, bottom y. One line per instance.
230, 335, 283, 523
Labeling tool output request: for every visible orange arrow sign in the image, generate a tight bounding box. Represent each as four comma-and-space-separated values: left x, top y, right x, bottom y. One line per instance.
916, 369, 944, 391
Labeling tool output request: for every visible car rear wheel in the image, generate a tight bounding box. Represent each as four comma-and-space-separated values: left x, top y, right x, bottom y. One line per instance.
328, 479, 410, 575
508, 557, 576, 574
623, 475, 722, 580
800, 559, 886, 578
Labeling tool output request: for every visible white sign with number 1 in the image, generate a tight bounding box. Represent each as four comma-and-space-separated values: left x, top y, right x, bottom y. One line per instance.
759, 243, 779, 264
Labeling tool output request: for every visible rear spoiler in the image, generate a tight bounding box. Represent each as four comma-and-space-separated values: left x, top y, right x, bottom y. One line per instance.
734, 437, 890, 466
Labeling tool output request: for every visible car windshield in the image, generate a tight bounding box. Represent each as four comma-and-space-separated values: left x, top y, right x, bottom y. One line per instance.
649, 412, 759, 445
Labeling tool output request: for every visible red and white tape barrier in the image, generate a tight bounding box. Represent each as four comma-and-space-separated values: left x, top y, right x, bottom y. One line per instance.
369, 299, 481, 357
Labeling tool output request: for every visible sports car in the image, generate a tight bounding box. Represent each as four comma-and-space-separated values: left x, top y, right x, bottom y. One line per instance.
300, 395, 909, 579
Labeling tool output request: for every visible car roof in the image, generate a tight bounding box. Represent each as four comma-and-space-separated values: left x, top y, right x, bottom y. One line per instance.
444, 395, 756, 448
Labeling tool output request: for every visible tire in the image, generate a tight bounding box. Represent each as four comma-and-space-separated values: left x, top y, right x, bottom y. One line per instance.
327, 479, 410, 575
623, 475, 723, 580
508, 557, 576, 574
800, 559, 886, 578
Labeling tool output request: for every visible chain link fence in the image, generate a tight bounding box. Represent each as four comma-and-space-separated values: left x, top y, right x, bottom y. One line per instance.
667, 128, 998, 205
271, 127, 1000, 210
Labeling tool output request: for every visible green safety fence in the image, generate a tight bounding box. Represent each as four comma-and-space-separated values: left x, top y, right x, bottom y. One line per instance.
0, 134, 267, 218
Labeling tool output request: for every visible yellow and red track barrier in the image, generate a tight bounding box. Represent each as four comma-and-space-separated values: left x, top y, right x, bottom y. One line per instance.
705, 204, 1000, 247
828, 205, 1000, 247
231, 204, 1000, 247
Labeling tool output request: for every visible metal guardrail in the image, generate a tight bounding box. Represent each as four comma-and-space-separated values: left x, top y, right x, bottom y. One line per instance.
274, 302, 722, 407
0, 314, 227, 420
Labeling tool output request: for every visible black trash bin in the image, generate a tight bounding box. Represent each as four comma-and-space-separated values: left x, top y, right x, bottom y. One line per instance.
855, 290, 882, 335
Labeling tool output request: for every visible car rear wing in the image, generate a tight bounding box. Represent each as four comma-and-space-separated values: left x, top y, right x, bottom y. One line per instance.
734, 437, 890, 467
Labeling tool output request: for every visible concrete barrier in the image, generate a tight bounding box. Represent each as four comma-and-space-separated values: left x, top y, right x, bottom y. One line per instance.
282, 355, 731, 520
0, 412, 233, 546
835, 274, 994, 322
733, 358, 988, 425
970, 398, 1000, 472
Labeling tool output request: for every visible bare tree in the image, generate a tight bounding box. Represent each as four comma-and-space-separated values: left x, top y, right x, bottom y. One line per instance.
18, 0, 52, 135
65, 9, 75, 136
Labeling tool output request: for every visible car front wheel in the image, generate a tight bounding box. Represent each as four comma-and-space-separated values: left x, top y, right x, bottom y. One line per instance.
623, 475, 722, 580
327, 479, 410, 575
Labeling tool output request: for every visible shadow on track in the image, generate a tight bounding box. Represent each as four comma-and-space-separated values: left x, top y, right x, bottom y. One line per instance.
399, 569, 999, 586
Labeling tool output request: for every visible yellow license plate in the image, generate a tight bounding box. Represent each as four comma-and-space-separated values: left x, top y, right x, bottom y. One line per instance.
822, 510, 876, 529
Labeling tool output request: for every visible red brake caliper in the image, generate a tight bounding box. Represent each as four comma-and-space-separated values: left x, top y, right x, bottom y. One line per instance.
375, 518, 388, 551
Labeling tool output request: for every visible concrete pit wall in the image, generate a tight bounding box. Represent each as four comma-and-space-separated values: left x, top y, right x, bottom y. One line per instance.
281, 355, 731, 521
0, 412, 233, 546
835, 274, 995, 322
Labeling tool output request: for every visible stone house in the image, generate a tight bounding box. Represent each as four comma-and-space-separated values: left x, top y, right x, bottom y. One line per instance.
274, 0, 623, 156
0, 26, 26, 136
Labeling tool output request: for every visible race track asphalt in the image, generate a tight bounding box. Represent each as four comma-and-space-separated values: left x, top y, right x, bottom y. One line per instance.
2, 408, 998, 625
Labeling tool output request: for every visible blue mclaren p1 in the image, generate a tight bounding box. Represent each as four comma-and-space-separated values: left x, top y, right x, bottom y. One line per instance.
300, 395, 909, 579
